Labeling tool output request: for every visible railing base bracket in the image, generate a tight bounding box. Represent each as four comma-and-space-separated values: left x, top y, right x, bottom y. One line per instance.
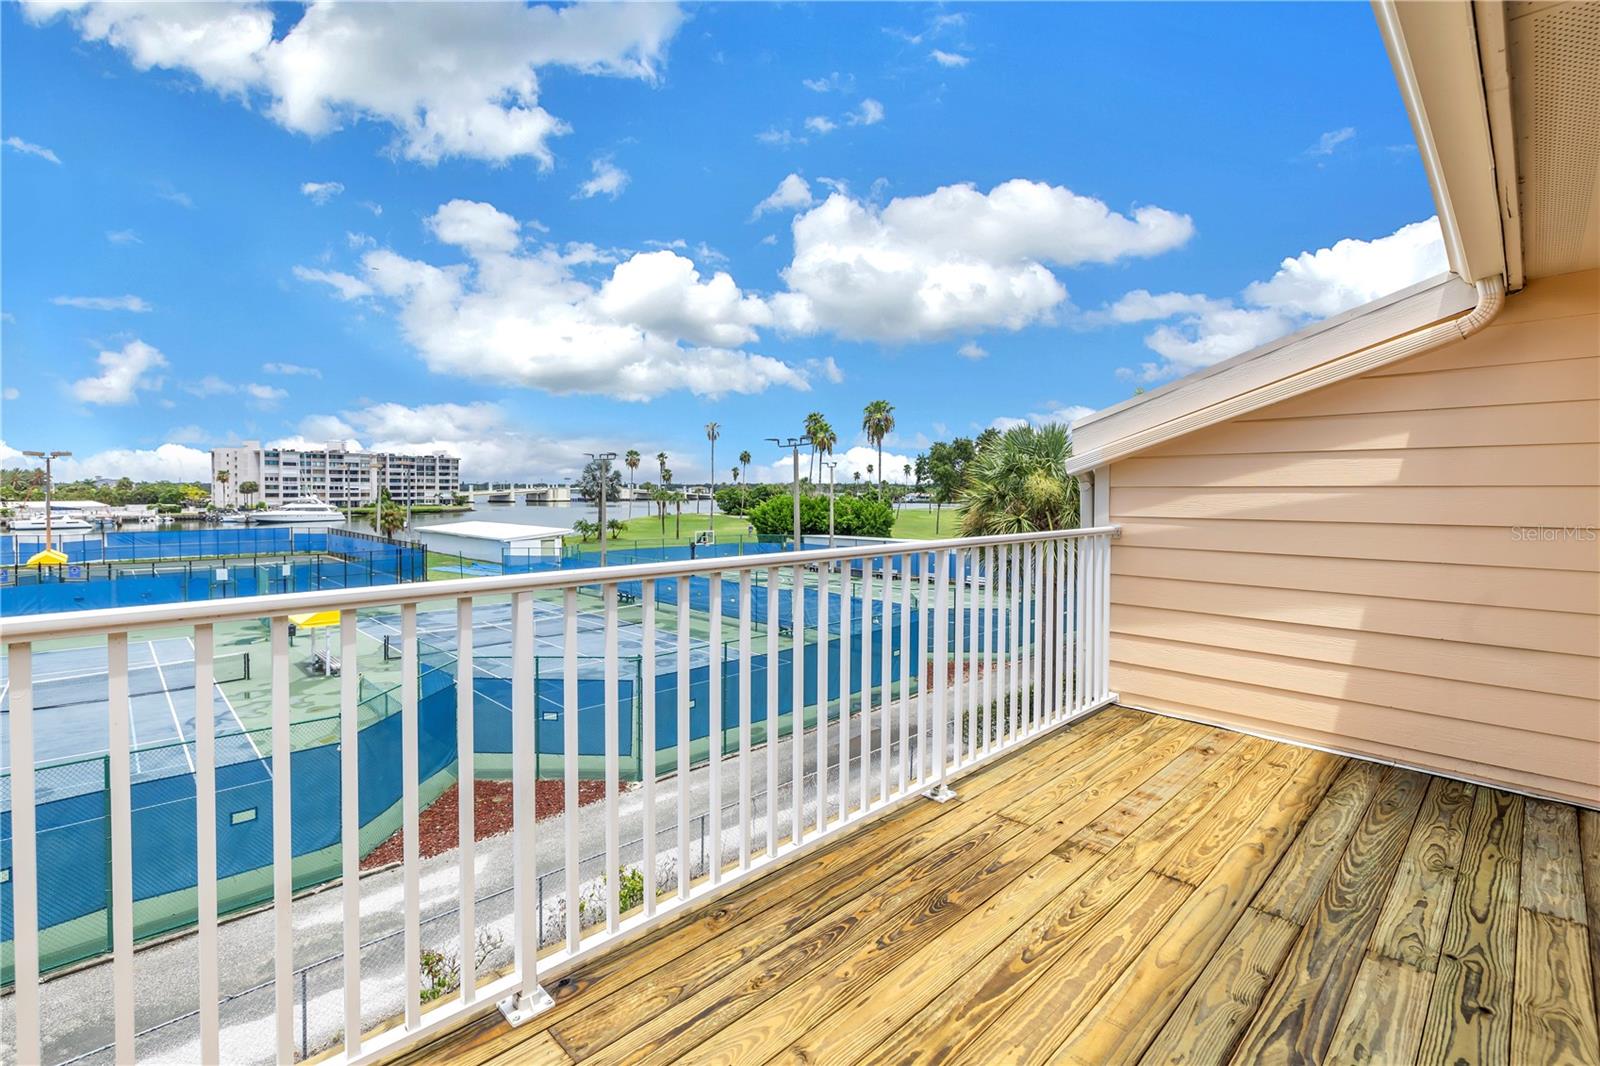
922, 783, 958, 803
497, 986, 555, 1027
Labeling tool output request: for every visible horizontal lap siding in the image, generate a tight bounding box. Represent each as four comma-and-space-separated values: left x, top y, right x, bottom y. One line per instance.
1108, 270, 1600, 808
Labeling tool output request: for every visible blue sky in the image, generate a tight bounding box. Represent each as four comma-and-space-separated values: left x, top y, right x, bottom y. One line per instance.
1, 2, 1446, 485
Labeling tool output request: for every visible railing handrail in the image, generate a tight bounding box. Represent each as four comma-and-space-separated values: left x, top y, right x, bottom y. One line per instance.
0, 526, 1119, 640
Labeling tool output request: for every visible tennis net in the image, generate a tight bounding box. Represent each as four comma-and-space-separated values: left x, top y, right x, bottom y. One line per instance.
29, 652, 252, 712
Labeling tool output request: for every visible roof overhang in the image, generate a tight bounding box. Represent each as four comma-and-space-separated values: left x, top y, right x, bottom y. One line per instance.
1066, 272, 1480, 474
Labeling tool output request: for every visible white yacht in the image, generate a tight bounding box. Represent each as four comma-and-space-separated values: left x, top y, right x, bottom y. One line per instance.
7, 508, 97, 533
247, 496, 346, 526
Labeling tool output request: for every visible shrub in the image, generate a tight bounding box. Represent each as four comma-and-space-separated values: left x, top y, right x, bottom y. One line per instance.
746, 492, 894, 537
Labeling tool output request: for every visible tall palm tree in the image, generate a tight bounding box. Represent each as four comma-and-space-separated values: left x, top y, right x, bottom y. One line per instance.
803, 411, 827, 481
861, 399, 895, 497
738, 449, 752, 512
214, 468, 230, 507
705, 422, 719, 530
624, 449, 641, 517
956, 423, 1079, 535
810, 418, 836, 489
656, 451, 668, 482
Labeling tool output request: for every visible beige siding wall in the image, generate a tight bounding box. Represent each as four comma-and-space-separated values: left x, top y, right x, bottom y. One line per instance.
1107, 269, 1600, 807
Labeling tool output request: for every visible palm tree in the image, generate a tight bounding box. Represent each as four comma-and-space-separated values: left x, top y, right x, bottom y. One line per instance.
861, 399, 895, 497
803, 412, 827, 481
705, 422, 719, 530
956, 423, 1079, 535
649, 485, 673, 534
624, 449, 641, 517
239, 480, 259, 508
214, 468, 230, 507
738, 449, 751, 511
810, 419, 836, 489
656, 451, 668, 482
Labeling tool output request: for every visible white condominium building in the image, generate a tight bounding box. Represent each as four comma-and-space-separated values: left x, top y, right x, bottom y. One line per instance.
210, 442, 461, 507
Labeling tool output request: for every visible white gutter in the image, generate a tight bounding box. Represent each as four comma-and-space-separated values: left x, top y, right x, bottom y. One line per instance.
1066, 275, 1505, 475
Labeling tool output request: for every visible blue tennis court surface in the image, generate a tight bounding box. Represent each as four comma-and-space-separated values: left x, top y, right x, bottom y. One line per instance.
0, 637, 263, 789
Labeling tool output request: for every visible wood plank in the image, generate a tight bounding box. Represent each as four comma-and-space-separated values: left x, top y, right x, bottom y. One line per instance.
1323, 954, 1437, 1065
1582, 811, 1600, 1041
1512, 909, 1600, 1066
560, 720, 1210, 1063
1251, 760, 1386, 925
1151, 745, 1321, 887
484, 1030, 573, 1066
948, 873, 1192, 1066
1523, 798, 1589, 922
1229, 768, 1429, 1064
1415, 787, 1524, 1066
388, 710, 1141, 1066
1136, 906, 1299, 1066
1062, 731, 1248, 852
1370, 776, 1476, 970
807, 737, 1273, 1066
1041, 750, 1345, 1065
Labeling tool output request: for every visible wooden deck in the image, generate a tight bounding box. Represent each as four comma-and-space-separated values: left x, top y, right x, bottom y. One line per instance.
393, 706, 1600, 1066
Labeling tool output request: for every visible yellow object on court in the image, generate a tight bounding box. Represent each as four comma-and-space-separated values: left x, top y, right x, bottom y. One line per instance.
23, 548, 70, 567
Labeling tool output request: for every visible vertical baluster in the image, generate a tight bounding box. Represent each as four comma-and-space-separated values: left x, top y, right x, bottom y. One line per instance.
454, 598, 476, 1003
815, 561, 829, 832
766, 568, 779, 857
401, 604, 423, 1030
859, 556, 873, 815
499, 590, 552, 1022
791, 562, 805, 846
675, 578, 691, 898
838, 558, 851, 822
1007, 543, 1020, 742
897, 551, 910, 794
270, 617, 294, 1062
1044, 540, 1057, 723
1074, 538, 1087, 716
708, 573, 723, 883
338, 611, 362, 1053
604, 584, 621, 928
983, 546, 995, 755
1025, 542, 1037, 734
953, 549, 967, 767
194, 624, 220, 1061
738, 569, 752, 869
564, 588, 580, 947
1098, 534, 1111, 702
1038, 541, 1052, 725
641, 580, 658, 915
108, 632, 137, 1061
878, 554, 891, 805
7, 643, 40, 1066
919, 551, 933, 784
1056, 539, 1068, 721
929, 549, 952, 798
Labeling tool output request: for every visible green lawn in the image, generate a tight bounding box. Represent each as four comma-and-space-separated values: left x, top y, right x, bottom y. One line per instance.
565, 503, 962, 549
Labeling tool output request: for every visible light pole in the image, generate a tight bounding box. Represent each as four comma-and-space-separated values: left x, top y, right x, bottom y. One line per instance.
585, 452, 617, 565
766, 436, 811, 552
21, 450, 71, 552
821, 460, 837, 549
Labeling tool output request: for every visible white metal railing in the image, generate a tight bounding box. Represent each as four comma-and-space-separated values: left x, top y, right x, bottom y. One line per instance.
0, 527, 1117, 1065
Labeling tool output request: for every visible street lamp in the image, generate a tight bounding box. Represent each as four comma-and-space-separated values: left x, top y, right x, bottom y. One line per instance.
585, 452, 618, 565
765, 436, 811, 552
21, 450, 72, 551
821, 460, 838, 549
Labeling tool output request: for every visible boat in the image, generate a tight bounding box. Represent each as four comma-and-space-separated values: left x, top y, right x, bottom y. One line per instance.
8, 510, 97, 533
246, 496, 346, 526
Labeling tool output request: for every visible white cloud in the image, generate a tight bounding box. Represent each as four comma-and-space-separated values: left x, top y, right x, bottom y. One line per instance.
759, 234, 778, 246
300, 180, 344, 204
52, 294, 152, 312
280, 400, 615, 481
991, 401, 1095, 432
930, 49, 970, 67
243, 383, 288, 407
751, 173, 814, 219
3, 388, 19, 401
956, 342, 988, 360
1, 440, 213, 483
801, 72, 852, 93
105, 229, 141, 245
293, 265, 374, 301
752, 443, 914, 486
310, 199, 807, 401
155, 183, 194, 208
806, 356, 844, 384
69, 339, 168, 405
184, 375, 236, 398
359, 200, 383, 216
261, 361, 322, 378
849, 98, 885, 126
165, 424, 207, 444
776, 179, 1194, 341
182, 376, 290, 407
4, 135, 61, 164
25, 1, 685, 166
804, 115, 836, 135
756, 127, 806, 148
577, 156, 629, 200
1107, 216, 1447, 380
1306, 127, 1356, 157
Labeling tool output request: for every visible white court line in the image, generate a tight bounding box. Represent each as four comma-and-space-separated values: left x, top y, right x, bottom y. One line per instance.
187, 636, 268, 767
147, 640, 197, 774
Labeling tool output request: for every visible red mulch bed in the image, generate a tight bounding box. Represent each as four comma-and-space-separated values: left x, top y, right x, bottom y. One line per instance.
362, 777, 610, 870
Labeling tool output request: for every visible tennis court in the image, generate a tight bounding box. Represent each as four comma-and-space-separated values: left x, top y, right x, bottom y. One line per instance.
0, 636, 265, 792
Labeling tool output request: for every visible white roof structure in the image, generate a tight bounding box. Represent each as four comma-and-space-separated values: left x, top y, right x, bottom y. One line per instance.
415, 520, 572, 564
416, 521, 571, 543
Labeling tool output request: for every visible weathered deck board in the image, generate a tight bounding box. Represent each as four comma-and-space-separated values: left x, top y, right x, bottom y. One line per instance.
1415, 787, 1524, 1066
377, 709, 1595, 1066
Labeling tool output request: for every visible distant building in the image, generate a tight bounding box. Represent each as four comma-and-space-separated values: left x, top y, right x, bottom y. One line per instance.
210, 442, 461, 508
